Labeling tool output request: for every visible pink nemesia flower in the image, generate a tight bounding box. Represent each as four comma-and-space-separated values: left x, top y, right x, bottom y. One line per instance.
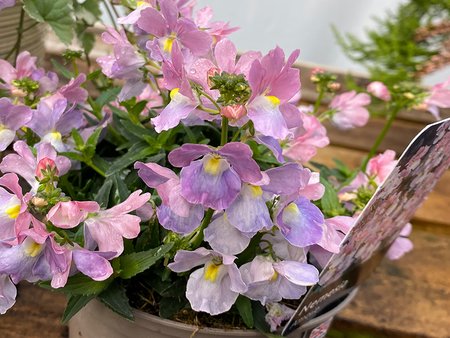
0, 141, 71, 193
283, 107, 329, 163
47, 201, 100, 229
386, 223, 413, 260
329, 91, 370, 129
367, 81, 391, 101
83, 190, 150, 257
424, 76, 450, 120
366, 149, 397, 185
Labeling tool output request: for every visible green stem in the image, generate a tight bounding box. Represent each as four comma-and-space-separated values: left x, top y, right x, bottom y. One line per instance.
72, 59, 79, 76
230, 121, 251, 142
199, 90, 221, 111
198, 105, 219, 114
313, 87, 325, 115
361, 106, 401, 171
221, 117, 228, 145
6, 8, 25, 64
190, 208, 214, 249
86, 160, 106, 178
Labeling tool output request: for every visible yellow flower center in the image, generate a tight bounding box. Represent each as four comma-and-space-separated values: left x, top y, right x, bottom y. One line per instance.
266, 95, 280, 107
50, 131, 62, 141
203, 155, 222, 175
169, 87, 180, 100
137, 1, 147, 7
249, 185, 263, 198
204, 262, 221, 282
24, 239, 43, 258
5, 204, 20, 219
270, 270, 279, 282
163, 35, 176, 53
285, 202, 299, 214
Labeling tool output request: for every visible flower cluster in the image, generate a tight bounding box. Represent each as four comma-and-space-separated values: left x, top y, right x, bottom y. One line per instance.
0, 0, 448, 333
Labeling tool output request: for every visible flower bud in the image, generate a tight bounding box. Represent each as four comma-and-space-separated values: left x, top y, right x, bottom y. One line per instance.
36, 158, 58, 180
327, 82, 341, 92
207, 67, 221, 87
367, 81, 391, 101
31, 197, 48, 208
220, 104, 247, 120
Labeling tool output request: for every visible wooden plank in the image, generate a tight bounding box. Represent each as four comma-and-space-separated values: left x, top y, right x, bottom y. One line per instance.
0, 283, 67, 338
313, 145, 450, 228
333, 229, 450, 338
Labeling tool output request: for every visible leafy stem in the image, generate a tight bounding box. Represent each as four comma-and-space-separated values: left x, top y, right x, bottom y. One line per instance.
189, 208, 214, 249
361, 105, 401, 171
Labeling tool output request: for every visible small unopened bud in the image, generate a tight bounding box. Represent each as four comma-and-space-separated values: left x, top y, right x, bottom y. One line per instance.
11, 87, 27, 98
310, 68, 324, 83
367, 81, 391, 101
36, 158, 58, 180
207, 67, 221, 87
327, 82, 341, 92
31, 197, 48, 208
220, 104, 247, 120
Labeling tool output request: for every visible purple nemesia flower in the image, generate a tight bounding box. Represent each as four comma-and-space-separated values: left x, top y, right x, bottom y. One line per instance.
0, 51, 37, 93
386, 223, 413, 260
188, 38, 261, 94
265, 303, 295, 332
240, 255, 319, 305
168, 248, 247, 315
152, 42, 198, 132
27, 96, 84, 152
367, 81, 391, 101
0, 0, 15, 12
261, 230, 307, 262
57, 74, 88, 104
0, 173, 31, 243
134, 161, 204, 234
97, 28, 146, 101
204, 213, 254, 255
0, 98, 32, 151
309, 216, 355, 267
424, 76, 450, 120
137, 0, 212, 59
194, 7, 239, 44
83, 190, 150, 257
0, 274, 16, 314
246, 47, 302, 140
329, 91, 370, 129
168, 142, 263, 210
0, 141, 71, 193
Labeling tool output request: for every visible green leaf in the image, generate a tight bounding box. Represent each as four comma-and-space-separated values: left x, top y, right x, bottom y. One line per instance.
159, 296, 187, 319
235, 296, 254, 328
71, 128, 84, 149
320, 177, 345, 217
54, 275, 112, 296
96, 87, 121, 108
106, 143, 160, 176
111, 173, 130, 203
50, 59, 74, 79
98, 281, 134, 320
23, 0, 74, 45
119, 243, 173, 279
252, 301, 271, 334
62, 294, 95, 324
94, 178, 113, 207
84, 128, 103, 158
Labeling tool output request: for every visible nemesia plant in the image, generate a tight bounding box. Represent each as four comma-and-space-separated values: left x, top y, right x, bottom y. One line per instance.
0, 0, 448, 334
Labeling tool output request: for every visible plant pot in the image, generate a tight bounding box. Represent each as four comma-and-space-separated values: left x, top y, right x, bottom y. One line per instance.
0, 4, 45, 63
68, 289, 358, 338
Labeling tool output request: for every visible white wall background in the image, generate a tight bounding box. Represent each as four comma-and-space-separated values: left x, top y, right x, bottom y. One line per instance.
196, 0, 448, 85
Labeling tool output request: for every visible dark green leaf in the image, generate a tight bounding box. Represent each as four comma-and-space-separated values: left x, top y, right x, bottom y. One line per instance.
119, 243, 173, 279
71, 128, 84, 149
94, 178, 113, 207
62, 294, 95, 324
96, 87, 121, 108
23, 0, 74, 44
320, 177, 345, 217
235, 296, 254, 328
53, 275, 112, 296
106, 143, 161, 176
50, 59, 74, 79
98, 281, 134, 320
111, 173, 130, 202
159, 296, 187, 319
